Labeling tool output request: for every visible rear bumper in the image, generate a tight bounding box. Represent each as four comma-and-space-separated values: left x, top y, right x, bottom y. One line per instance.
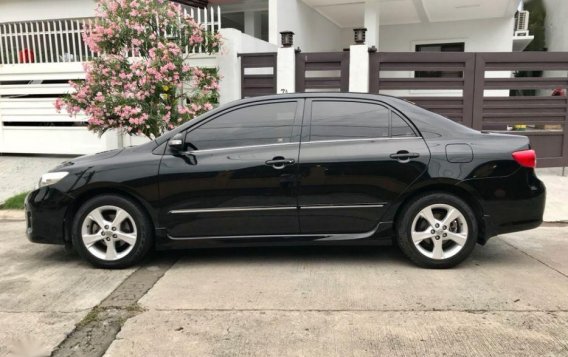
458, 168, 546, 243
25, 188, 73, 245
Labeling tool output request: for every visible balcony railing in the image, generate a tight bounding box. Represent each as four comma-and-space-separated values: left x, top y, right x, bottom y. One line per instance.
0, 6, 221, 65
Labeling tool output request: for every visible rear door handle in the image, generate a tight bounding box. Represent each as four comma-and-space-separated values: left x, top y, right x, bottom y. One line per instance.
390, 151, 420, 161
265, 157, 295, 169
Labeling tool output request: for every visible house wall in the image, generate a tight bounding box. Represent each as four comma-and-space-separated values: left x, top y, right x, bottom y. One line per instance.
0, 0, 96, 23
269, 0, 343, 52
379, 17, 514, 52
543, 0, 568, 52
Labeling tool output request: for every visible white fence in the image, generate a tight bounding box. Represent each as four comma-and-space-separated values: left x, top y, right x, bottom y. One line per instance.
0, 28, 274, 155
0, 6, 222, 65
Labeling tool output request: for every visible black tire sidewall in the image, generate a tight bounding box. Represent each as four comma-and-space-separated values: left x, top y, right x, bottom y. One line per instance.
396, 193, 478, 269
71, 195, 153, 269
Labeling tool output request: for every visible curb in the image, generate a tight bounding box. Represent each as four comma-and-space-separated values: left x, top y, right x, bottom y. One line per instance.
0, 210, 26, 221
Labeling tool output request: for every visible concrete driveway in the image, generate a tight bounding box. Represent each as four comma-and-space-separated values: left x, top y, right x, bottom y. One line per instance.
1, 219, 567, 356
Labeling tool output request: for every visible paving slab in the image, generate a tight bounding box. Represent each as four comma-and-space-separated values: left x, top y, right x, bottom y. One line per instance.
105, 310, 568, 357
0, 221, 135, 312
0, 311, 84, 357
538, 172, 568, 222
0, 221, 135, 356
501, 226, 568, 276
139, 233, 568, 312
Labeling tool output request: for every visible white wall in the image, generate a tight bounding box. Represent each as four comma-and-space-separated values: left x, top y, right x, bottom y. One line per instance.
269, 0, 344, 51
379, 17, 514, 52
0, 0, 96, 23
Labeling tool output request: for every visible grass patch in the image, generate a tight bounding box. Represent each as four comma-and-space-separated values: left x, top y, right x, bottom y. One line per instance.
0, 192, 29, 210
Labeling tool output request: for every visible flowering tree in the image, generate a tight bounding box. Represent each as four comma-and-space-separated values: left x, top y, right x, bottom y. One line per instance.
56, 0, 222, 139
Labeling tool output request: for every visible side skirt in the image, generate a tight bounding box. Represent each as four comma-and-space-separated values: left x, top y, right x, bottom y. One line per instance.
154, 222, 394, 250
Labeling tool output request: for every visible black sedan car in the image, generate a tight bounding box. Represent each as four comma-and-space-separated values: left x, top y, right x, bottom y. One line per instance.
25, 93, 545, 269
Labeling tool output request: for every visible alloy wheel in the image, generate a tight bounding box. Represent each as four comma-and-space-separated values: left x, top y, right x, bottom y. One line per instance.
80, 205, 137, 261
410, 203, 469, 260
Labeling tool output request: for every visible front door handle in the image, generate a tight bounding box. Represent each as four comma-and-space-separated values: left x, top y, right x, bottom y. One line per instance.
265, 157, 295, 169
390, 151, 420, 162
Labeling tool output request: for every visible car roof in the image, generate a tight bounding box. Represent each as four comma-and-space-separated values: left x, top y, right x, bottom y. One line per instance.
236, 92, 403, 104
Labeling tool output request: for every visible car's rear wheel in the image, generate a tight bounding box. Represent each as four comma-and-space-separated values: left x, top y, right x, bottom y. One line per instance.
396, 193, 477, 268
71, 195, 153, 269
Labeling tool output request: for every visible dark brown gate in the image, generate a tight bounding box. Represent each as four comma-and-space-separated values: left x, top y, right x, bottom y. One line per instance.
369, 52, 476, 127
370, 52, 568, 167
472, 52, 568, 167
296, 51, 349, 92
238, 52, 277, 98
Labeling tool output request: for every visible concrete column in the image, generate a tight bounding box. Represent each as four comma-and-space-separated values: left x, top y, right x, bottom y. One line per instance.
277, 47, 295, 93
218, 28, 242, 105
349, 45, 369, 93
244, 11, 262, 39
364, 0, 380, 49
268, 0, 278, 45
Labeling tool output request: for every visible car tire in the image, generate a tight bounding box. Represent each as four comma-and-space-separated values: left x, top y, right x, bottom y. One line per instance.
71, 195, 153, 269
396, 192, 477, 269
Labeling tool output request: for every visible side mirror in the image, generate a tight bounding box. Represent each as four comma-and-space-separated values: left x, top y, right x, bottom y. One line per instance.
168, 133, 184, 152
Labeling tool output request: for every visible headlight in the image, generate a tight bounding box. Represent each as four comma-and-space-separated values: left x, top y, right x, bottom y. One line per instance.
38, 172, 69, 188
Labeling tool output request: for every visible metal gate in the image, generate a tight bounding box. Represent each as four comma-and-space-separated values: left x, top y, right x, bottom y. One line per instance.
296, 51, 349, 92
238, 52, 277, 98
369, 52, 568, 167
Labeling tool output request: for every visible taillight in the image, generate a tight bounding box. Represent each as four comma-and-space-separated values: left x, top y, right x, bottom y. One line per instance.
512, 149, 536, 168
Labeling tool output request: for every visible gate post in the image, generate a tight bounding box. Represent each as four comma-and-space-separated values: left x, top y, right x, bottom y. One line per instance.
349, 45, 369, 93
277, 47, 295, 93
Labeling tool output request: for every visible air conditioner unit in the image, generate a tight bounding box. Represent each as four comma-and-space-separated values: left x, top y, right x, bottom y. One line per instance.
515, 11, 529, 36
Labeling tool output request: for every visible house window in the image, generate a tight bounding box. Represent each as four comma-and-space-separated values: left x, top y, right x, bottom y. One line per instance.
415, 42, 465, 78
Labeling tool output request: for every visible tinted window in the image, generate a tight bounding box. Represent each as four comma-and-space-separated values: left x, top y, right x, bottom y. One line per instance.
391, 112, 416, 137
186, 102, 297, 150
310, 101, 389, 141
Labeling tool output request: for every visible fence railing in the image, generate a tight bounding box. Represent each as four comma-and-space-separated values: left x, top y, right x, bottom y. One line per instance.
0, 6, 221, 65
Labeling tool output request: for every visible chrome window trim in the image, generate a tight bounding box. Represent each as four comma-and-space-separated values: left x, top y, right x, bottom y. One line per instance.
169, 204, 386, 215
188, 142, 299, 154
302, 137, 421, 145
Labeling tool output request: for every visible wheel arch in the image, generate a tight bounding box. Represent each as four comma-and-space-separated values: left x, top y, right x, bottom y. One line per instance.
388, 181, 486, 244
64, 186, 157, 244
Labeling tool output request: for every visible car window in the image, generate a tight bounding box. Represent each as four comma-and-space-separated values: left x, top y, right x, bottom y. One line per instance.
186, 102, 297, 150
391, 112, 416, 137
310, 101, 390, 141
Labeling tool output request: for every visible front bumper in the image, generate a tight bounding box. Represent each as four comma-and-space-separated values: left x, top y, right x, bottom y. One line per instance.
458, 167, 546, 242
25, 188, 73, 245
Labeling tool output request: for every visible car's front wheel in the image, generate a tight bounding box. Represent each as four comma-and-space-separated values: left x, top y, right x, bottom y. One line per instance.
72, 195, 153, 269
396, 193, 478, 268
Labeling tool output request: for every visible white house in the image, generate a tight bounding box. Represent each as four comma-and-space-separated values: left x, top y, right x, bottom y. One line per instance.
0, 0, 532, 156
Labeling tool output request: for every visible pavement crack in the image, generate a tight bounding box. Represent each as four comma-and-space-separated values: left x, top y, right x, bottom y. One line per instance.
502, 239, 568, 280
50, 257, 176, 357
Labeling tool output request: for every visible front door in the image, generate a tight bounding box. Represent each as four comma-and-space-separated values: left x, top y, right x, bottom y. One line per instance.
297, 99, 430, 234
159, 100, 303, 238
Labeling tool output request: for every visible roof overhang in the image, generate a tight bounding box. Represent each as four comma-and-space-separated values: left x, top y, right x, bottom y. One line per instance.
300, 0, 521, 28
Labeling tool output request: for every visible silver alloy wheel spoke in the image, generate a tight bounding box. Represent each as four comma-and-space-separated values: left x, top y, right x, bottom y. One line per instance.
115, 231, 136, 246
442, 208, 461, 227
432, 239, 444, 259
88, 208, 109, 229
112, 208, 129, 228
418, 207, 438, 228
411, 203, 469, 260
412, 229, 434, 244
82, 233, 103, 247
81, 205, 137, 261
105, 241, 118, 260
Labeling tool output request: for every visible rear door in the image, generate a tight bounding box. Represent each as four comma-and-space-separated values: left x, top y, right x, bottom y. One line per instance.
297, 99, 430, 234
159, 99, 304, 238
